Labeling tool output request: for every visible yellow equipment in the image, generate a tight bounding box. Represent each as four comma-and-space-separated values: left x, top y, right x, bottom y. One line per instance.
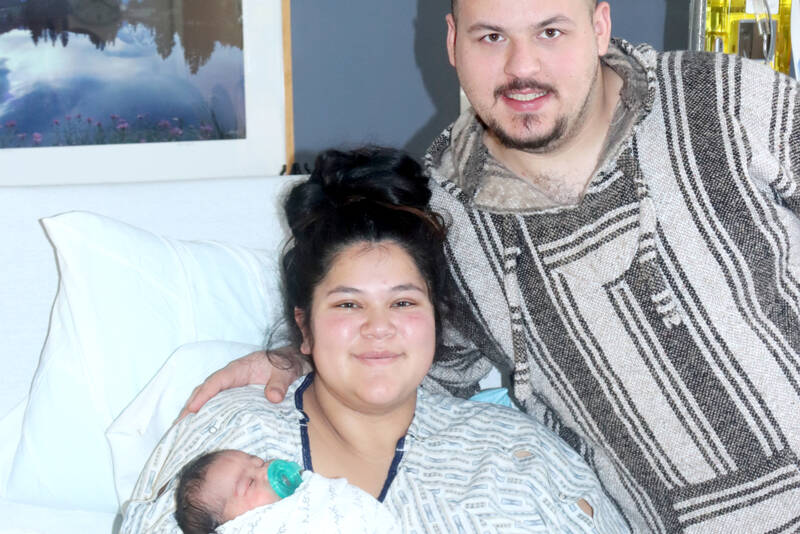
693, 0, 792, 74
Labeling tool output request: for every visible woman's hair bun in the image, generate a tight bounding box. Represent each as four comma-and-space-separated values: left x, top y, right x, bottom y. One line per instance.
285, 146, 431, 239
312, 146, 430, 208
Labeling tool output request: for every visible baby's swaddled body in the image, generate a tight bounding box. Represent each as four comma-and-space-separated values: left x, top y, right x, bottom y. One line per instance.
218, 471, 399, 534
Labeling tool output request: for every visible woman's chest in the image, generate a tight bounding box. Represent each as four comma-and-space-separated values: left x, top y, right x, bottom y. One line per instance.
383, 440, 598, 534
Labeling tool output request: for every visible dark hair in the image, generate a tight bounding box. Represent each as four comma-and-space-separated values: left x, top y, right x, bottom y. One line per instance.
279, 146, 449, 364
175, 451, 226, 534
451, 0, 597, 19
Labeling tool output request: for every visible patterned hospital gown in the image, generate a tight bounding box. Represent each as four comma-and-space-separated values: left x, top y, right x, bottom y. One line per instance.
120, 375, 629, 533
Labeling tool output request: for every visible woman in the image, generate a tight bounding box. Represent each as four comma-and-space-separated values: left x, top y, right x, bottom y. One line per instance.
121, 147, 628, 533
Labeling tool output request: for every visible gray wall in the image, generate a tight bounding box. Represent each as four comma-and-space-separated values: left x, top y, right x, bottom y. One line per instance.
290, 1, 690, 168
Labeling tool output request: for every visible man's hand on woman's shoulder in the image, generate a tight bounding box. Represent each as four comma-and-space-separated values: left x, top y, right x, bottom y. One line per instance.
177, 346, 306, 420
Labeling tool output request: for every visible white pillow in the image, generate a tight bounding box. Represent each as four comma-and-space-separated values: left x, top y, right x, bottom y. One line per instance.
7, 212, 282, 512
106, 341, 261, 507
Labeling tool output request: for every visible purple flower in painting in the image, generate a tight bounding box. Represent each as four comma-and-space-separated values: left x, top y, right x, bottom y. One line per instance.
53, 119, 60, 126
5, 120, 16, 128
157, 119, 171, 129
116, 121, 129, 131
199, 124, 213, 139
17, 133, 26, 140
65, 115, 72, 121
76, 113, 82, 120
137, 114, 145, 120
32, 133, 42, 145
169, 127, 183, 137
110, 114, 119, 122
87, 117, 93, 124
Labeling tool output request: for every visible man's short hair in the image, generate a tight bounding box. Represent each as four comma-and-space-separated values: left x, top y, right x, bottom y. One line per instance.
450, 0, 597, 18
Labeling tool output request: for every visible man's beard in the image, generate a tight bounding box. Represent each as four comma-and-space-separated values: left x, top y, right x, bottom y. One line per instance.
485, 114, 568, 152
483, 67, 599, 153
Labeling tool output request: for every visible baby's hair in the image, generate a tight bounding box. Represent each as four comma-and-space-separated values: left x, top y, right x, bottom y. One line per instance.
175, 450, 226, 534
278, 146, 450, 363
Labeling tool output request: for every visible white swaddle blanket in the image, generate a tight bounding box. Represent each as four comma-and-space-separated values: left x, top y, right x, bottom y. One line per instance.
217, 472, 400, 534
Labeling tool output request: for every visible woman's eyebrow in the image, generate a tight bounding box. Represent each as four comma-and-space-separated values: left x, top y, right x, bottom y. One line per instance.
326, 286, 361, 296
392, 283, 426, 293
326, 284, 425, 296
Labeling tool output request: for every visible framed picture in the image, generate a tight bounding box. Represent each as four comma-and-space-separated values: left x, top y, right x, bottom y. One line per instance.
0, 0, 292, 185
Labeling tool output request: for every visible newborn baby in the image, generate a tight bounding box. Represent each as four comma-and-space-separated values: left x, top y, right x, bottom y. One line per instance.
175, 449, 399, 534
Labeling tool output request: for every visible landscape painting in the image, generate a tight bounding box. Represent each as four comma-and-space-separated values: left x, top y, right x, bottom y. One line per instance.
0, 0, 246, 149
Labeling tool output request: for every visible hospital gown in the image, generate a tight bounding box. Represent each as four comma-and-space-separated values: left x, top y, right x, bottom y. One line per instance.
120, 375, 629, 533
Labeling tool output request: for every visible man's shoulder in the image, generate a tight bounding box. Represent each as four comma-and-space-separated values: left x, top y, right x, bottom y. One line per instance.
651, 46, 786, 90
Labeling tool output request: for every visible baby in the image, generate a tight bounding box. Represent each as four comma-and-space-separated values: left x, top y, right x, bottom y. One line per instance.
174, 449, 399, 534
175, 449, 302, 534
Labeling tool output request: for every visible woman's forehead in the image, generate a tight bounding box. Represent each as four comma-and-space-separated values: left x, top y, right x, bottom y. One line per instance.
316, 241, 428, 295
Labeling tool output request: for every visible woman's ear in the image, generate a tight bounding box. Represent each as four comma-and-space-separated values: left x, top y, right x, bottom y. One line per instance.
294, 307, 312, 354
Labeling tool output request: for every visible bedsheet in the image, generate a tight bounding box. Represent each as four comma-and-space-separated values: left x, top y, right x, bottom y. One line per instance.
0, 499, 117, 534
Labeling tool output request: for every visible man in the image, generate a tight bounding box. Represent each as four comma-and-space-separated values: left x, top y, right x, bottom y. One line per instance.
183, 1, 800, 531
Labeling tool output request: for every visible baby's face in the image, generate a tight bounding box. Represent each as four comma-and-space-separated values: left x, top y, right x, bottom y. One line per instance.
205, 450, 281, 521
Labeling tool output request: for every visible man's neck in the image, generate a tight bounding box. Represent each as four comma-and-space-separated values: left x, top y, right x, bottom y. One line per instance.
485, 64, 624, 206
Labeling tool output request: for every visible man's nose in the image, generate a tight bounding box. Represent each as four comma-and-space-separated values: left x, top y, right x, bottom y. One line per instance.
504, 41, 541, 80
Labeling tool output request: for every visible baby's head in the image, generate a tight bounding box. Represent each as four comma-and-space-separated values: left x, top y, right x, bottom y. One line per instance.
175, 450, 282, 534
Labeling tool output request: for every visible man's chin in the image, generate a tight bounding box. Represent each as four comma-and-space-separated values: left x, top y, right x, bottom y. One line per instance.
491, 127, 564, 153
480, 114, 567, 153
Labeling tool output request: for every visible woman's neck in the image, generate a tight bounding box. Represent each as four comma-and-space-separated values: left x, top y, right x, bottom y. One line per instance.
305, 378, 415, 456
301, 376, 416, 497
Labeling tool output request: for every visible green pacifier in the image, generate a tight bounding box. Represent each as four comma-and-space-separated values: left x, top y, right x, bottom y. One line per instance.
267, 459, 304, 499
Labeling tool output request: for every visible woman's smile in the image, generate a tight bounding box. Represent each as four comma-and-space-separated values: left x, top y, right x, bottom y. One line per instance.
354, 350, 403, 364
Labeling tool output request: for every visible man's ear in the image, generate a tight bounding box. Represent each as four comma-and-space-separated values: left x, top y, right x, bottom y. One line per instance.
446, 13, 457, 67
294, 308, 312, 355
593, 2, 612, 56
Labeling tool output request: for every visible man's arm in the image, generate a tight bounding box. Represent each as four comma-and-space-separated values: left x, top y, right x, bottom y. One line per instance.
738, 60, 800, 216
423, 319, 502, 398
178, 345, 308, 419
180, 215, 512, 412
180, 321, 501, 417
783, 80, 800, 217
424, 262, 514, 399
180, 305, 506, 416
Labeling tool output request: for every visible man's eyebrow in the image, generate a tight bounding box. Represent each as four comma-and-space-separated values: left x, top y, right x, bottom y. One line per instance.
466, 22, 505, 33
467, 15, 574, 34
534, 15, 574, 29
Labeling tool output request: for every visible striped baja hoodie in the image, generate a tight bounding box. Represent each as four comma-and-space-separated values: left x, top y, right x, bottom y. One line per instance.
423, 39, 800, 533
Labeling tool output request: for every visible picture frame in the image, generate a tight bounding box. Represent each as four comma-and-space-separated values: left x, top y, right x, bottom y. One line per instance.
0, 0, 293, 186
